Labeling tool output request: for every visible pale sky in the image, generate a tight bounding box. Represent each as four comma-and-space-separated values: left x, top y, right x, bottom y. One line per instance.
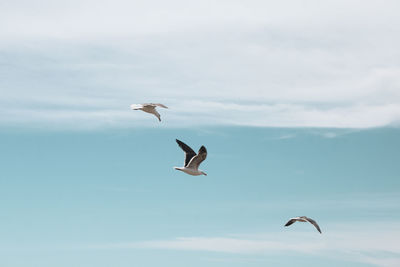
1, 0, 400, 129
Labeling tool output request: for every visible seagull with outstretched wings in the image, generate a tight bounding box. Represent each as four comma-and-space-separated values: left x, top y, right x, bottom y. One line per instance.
284, 216, 322, 233
130, 103, 168, 121
174, 139, 207, 176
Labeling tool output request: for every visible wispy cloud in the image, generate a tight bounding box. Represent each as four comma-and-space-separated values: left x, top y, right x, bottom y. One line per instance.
276, 134, 297, 140
1, 100, 400, 130
91, 226, 400, 266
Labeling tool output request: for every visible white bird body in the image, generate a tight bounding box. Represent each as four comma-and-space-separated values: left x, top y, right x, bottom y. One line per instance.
174, 139, 207, 176
174, 167, 205, 176
130, 103, 168, 121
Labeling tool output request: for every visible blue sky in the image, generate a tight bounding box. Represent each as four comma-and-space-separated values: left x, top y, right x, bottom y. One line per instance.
1, 127, 400, 267
1, 1, 400, 266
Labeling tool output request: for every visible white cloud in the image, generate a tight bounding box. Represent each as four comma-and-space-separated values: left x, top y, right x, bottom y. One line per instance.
1, 100, 399, 129
91, 226, 400, 266
1, 0, 400, 129
122, 236, 322, 254
1, 0, 399, 39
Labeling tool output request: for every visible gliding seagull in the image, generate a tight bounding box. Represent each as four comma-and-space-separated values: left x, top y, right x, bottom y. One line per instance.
284, 216, 322, 233
174, 139, 207, 176
130, 103, 168, 121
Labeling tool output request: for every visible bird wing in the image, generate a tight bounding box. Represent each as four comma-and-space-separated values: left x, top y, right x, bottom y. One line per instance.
176, 139, 196, 167
305, 217, 322, 233
153, 109, 161, 121
144, 103, 168, 109
130, 104, 143, 110
284, 218, 298, 227
187, 146, 207, 169
153, 103, 168, 109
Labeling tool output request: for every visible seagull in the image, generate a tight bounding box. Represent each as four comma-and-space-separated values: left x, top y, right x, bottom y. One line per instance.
284, 216, 322, 233
174, 139, 207, 176
130, 103, 168, 121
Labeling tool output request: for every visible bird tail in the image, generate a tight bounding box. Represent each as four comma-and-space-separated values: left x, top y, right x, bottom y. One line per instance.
130, 104, 142, 110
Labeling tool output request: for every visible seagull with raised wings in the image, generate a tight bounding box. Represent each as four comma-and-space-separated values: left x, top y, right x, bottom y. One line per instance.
130, 103, 168, 121
284, 216, 322, 233
174, 139, 207, 176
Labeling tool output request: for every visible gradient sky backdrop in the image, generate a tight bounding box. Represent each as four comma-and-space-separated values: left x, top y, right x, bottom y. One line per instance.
1, 1, 400, 266
1, 127, 400, 267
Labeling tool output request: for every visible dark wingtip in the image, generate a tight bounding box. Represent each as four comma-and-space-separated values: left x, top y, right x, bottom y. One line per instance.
284, 219, 295, 227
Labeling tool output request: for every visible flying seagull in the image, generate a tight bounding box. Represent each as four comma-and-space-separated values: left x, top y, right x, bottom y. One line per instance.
284, 216, 322, 233
130, 103, 168, 121
174, 139, 207, 176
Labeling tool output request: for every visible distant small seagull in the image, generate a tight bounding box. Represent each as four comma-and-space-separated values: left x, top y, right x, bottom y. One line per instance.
130, 103, 168, 121
174, 139, 207, 176
284, 216, 322, 233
